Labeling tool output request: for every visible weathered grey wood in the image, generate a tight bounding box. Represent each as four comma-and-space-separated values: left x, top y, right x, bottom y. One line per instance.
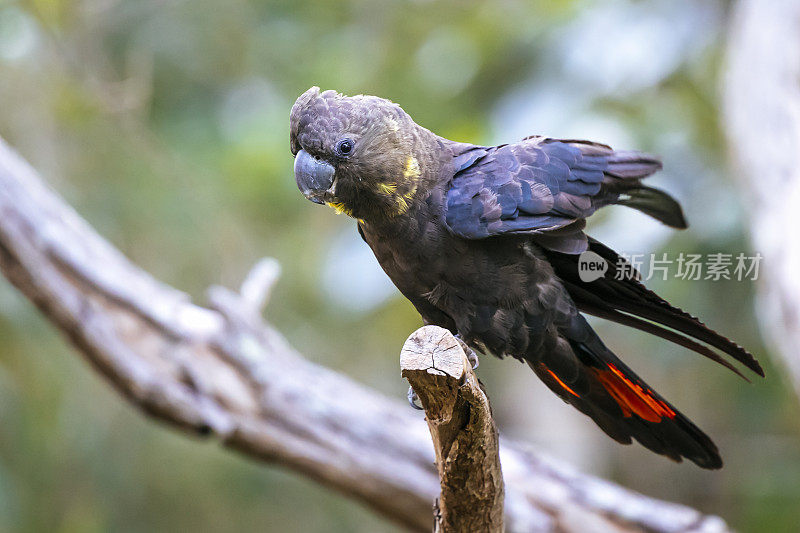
724, 0, 800, 399
401, 326, 504, 533
0, 136, 729, 532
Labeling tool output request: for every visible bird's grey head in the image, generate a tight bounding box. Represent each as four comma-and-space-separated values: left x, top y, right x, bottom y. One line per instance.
290, 87, 427, 220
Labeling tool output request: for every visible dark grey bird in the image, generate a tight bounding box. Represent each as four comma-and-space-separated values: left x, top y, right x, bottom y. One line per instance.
290, 87, 763, 469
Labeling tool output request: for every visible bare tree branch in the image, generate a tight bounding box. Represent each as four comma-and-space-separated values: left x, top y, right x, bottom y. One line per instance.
0, 136, 729, 532
401, 326, 504, 532
724, 0, 800, 399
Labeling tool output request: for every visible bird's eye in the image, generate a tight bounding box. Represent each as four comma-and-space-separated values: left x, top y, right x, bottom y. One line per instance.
336, 138, 354, 156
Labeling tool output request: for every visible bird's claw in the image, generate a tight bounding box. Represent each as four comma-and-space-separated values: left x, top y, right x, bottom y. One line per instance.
407, 386, 423, 410
455, 334, 479, 369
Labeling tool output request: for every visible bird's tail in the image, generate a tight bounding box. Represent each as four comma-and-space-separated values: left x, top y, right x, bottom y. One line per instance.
528, 315, 723, 469
542, 238, 764, 379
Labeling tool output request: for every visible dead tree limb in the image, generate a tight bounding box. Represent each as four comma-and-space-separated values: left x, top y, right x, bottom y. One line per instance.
401, 326, 504, 533
0, 136, 729, 532
724, 0, 800, 399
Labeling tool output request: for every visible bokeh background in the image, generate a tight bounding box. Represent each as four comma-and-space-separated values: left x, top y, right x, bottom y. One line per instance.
1, 0, 798, 531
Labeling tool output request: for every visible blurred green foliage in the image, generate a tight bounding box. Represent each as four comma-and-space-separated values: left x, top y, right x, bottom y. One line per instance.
1, 0, 799, 531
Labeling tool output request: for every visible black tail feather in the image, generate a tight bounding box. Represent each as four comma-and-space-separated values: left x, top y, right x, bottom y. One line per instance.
573, 293, 749, 382
529, 315, 723, 469
542, 238, 764, 378
569, 333, 723, 469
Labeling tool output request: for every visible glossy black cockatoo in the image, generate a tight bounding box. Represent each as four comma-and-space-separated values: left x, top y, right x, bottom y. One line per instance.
290, 87, 762, 469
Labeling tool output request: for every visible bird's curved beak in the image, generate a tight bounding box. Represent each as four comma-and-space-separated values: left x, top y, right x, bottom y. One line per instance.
294, 149, 334, 205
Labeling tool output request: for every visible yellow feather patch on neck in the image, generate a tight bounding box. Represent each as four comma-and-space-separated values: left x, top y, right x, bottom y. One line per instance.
376, 182, 397, 195
403, 156, 421, 179
325, 201, 354, 217
394, 194, 411, 214
383, 155, 420, 216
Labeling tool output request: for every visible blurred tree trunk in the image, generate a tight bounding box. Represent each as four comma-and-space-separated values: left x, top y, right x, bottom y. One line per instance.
724, 0, 800, 398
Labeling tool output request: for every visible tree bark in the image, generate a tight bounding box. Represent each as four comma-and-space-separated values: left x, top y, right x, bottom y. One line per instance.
0, 136, 729, 532
401, 326, 504, 532
724, 0, 800, 399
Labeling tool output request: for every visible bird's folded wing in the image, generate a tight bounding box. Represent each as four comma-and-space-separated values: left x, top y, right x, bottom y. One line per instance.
444, 138, 674, 254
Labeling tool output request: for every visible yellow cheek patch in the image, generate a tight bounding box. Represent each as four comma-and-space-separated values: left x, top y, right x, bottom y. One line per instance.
384, 156, 421, 216
395, 180, 417, 213
403, 156, 421, 179
377, 182, 397, 195
394, 194, 411, 214
325, 201, 354, 217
